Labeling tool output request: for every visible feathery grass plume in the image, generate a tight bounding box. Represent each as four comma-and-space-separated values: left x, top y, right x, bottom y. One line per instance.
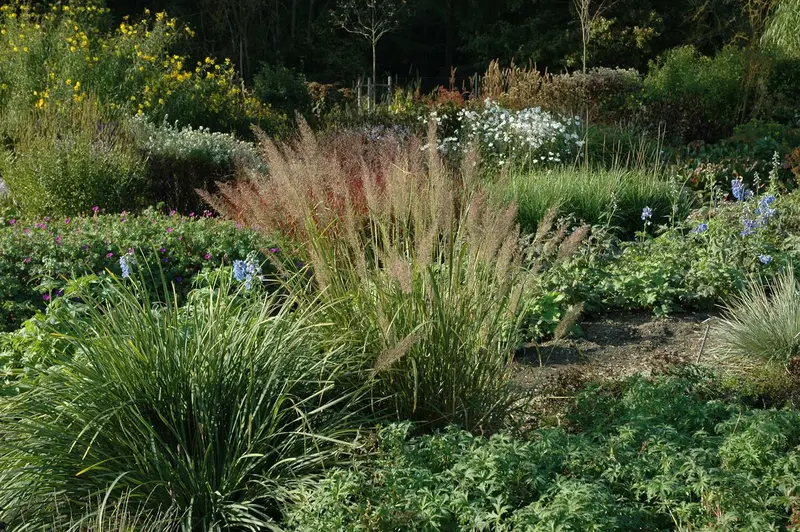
0, 269, 371, 530
557, 224, 590, 262
554, 302, 584, 340
207, 120, 529, 434
710, 268, 800, 365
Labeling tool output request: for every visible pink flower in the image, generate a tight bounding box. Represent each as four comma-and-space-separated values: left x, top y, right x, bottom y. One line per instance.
64, 217, 71, 224
204, 253, 212, 260
92, 206, 100, 214
23, 228, 30, 235
8, 218, 15, 225
106, 252, 113, 258
24, 257, 31, 263
128, 248, 135, 255
189, 212, 195, 218
169, 209, 177, 216
166, 227, 174, 233
42, 293, 50, 302
55, 235, 62, 245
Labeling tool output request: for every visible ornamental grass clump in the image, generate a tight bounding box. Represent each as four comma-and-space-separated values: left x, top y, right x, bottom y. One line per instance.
710, 268, 800, 365
0, 271, 370, 530
206, 122, 530, 433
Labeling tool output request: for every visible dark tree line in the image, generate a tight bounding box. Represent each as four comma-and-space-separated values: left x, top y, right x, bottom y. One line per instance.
103, 0, 774, 86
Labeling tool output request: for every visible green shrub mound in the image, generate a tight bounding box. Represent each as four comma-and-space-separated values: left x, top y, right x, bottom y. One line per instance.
0, 207, 279, 331
288, 370, 800, 531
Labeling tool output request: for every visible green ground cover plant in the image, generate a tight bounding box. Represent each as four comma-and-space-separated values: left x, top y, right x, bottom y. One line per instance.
287, 369, 800, 531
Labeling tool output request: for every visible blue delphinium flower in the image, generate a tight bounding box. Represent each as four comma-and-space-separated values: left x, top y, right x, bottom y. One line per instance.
759, 254, 773, 265
694, 222, 708, 234
233, 260, 247, 282
731, 178, 744, 201
641, 207, 652, 221
119, 256, 131, 279
741, 218, 757, 237
233, 254, 262, 289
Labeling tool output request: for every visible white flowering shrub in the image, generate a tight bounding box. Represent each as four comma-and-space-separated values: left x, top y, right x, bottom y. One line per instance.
422, 99, 582, 168
132, 116, 260, 167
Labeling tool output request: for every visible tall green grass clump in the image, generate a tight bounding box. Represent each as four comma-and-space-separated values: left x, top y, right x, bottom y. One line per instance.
711, 268, 800, 365
509, 165, 685, 237
0, 269, 369, 530
206, 124, 530, 434
0, 100, 145, 216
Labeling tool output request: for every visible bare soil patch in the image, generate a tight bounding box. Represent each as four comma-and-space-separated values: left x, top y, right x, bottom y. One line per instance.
513, 311, 715, 424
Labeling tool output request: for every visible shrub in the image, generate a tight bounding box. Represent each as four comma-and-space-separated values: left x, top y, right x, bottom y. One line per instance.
481, 61, 643, 124
676, 121, 800, 194
0, 0, 285, 140
131, 117, 261, 213
206, 124, 529, 433
710, 268, 800, 364
0, 100, 145, 217
0, 207, 280, 332
427, 99, 582, 170
0, 273, 369, 529
642, 45, 763, 142
252, 63, 312, 118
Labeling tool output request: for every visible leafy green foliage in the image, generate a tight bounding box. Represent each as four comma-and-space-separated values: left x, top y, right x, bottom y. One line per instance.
0, 207, 279, 331
642, 45, 761, 142
0, 274, 370, 530
287, 370, 800, 531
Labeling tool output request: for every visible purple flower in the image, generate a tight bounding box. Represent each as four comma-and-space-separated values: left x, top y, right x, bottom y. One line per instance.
128, 248, 135, 255
759, 254, 773, 265
189, 212, 195, 218
56, 289, 63, 297
235, 223, 242, 229
106, 252, 114, 258
169, 209, 177, 216
42, 293, 50, 302
175, 276, 183, 283
159, 247, 167, 253
55, 235, 62, 245
204, 210, 213, 217
92, 206, 99, 214
162, 257, 169, 263
23, 228, 30, 235
8, 218, 15, 225
64, 217, 71, 224
166, 227, 174, 233
641, 207, 652, 221
269, 247, 281, 254
204, 253, 212, 260
43, 217, 50, 222
81, 244, 89, 251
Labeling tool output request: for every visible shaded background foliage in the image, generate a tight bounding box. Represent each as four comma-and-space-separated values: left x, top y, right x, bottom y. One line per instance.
102, 0, 778, 85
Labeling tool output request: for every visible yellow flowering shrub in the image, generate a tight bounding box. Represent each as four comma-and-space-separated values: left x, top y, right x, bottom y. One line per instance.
0, 0, 287, 137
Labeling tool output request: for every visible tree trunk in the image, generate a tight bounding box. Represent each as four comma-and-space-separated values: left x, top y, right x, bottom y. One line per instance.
372, 40, 377, 104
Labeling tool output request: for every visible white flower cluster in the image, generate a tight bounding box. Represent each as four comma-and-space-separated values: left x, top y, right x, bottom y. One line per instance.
421, 99, 582, 167
132, 116, 260, 167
